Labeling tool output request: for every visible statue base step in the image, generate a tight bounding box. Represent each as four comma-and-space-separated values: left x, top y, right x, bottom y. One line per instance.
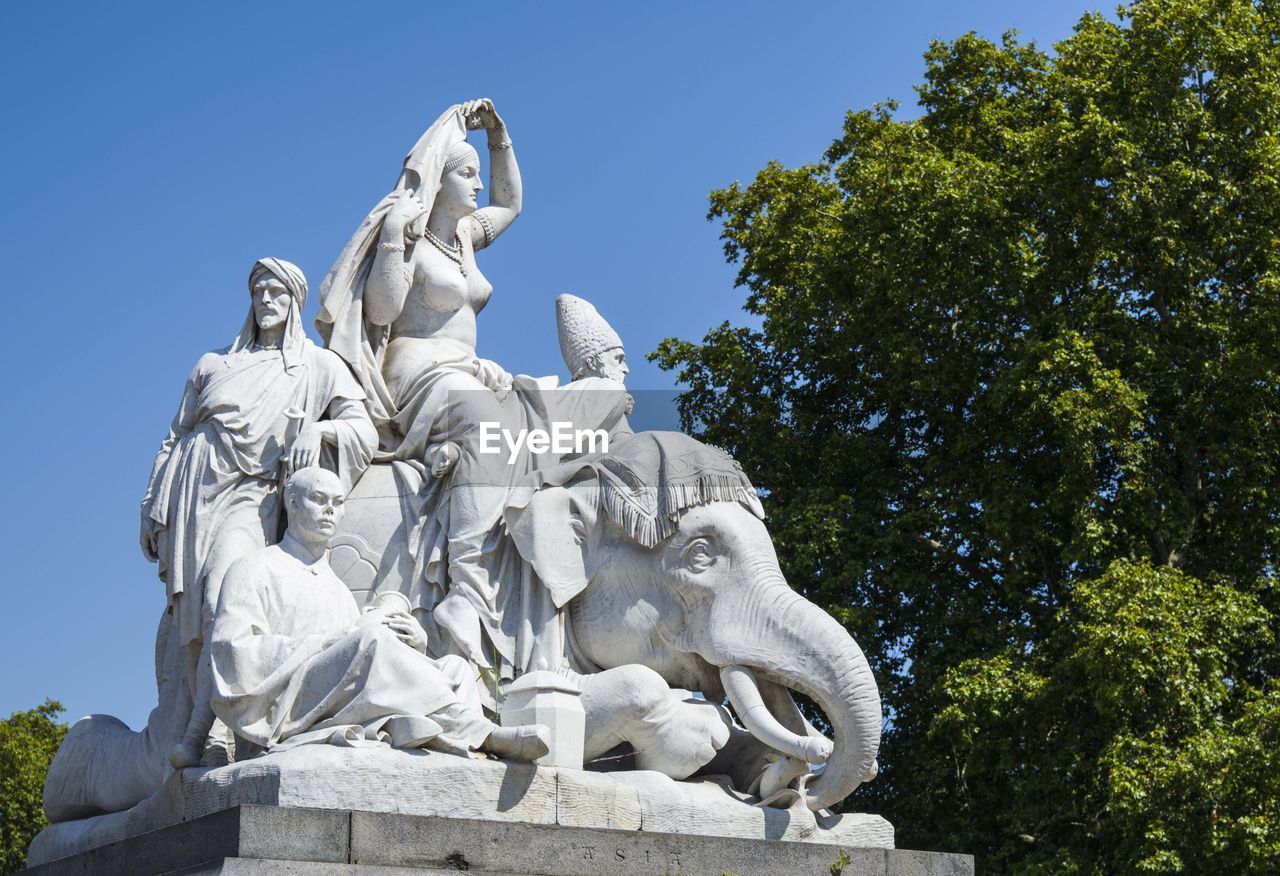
28, 745, 895, 868
25, 804, 972, 876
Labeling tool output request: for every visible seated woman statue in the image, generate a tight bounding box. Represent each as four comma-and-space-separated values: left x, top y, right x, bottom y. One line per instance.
318, 100, 564, 678
212, 466, 550, 762
141, 258, 378, 768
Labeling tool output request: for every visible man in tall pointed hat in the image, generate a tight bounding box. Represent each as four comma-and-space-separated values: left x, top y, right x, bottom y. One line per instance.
553, 294, 634, 453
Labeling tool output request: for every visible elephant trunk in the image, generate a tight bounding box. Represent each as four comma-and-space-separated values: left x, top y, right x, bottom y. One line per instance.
705, 583, 880, 811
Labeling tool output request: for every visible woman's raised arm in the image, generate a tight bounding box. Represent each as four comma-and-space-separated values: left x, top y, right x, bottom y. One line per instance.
364, 190, 423, 325
462, 98, 522, 251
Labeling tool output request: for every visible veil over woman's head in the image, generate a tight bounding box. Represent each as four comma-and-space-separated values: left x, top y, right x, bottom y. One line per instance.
316, 105, 471, 421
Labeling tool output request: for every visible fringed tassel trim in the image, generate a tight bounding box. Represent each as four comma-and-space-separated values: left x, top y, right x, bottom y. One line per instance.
601, 473, 759, 547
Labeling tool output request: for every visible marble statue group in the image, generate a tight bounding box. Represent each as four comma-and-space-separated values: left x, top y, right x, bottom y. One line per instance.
41, 99, 883, 828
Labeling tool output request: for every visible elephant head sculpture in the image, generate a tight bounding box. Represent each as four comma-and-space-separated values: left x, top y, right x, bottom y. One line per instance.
504, 431, 881, 811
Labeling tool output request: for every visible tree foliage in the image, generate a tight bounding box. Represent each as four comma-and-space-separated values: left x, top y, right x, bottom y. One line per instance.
1, 701, 66, 874
654, 1, 1280, 871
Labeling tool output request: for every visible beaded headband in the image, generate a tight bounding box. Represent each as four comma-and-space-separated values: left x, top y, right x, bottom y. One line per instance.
442, 141, 480, 175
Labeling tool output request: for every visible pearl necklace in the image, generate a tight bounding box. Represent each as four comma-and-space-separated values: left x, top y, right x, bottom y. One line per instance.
424, 229, 468, 276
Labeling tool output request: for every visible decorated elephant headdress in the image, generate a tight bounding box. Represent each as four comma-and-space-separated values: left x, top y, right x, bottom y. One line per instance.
504, 431, 764, 608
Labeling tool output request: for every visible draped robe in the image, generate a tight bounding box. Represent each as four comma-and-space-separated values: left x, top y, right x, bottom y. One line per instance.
142, 341, 376, 645
211, 545, 492, 754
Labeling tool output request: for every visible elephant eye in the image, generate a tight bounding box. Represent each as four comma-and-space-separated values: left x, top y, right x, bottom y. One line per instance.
684, 538, 715, 572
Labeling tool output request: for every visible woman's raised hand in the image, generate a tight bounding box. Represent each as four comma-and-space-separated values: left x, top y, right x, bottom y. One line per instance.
461, 98, 504, 133
383, 189, 425, 239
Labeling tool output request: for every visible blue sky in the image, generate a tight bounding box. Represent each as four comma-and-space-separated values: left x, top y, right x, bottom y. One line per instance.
1, 1, 1092, 727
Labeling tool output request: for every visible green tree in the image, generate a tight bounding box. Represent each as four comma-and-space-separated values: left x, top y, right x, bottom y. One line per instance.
654, 0, 1280, 871
1, 701, 67, 874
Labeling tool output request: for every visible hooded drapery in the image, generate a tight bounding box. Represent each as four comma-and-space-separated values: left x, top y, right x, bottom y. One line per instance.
315, 106, 469, 431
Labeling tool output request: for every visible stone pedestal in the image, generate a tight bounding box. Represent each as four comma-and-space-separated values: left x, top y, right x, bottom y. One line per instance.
25, 805, 973, 876
28, 745, 897, 867
500, 670, 586, 769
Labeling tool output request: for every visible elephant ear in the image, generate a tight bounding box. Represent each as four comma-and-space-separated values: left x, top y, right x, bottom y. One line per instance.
505, 478, 602, 609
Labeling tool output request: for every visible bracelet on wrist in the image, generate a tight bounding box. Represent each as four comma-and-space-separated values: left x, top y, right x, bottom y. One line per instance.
379, 240, 406, 252
488, 138, 513, 150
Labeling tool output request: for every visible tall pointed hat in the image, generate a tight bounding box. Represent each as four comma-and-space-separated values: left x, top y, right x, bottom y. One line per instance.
556, 294, 624, 379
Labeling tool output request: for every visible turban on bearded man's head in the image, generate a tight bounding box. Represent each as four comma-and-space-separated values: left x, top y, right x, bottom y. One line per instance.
230, 257, 311, 372
249, 257, 308, 305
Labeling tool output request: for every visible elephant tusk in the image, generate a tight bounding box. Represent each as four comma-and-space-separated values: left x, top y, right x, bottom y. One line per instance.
756, 676, 824, 740
757, 756, 811, 800
720, 665, 832, 765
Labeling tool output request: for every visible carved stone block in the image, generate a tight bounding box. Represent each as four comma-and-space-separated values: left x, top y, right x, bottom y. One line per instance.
500, 670, 586, 769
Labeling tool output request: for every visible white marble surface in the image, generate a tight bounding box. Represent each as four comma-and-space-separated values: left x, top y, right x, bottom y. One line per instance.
501, 671, 585, 769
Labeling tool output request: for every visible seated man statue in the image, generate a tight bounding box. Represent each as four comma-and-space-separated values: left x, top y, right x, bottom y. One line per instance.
210, 466, 550, 762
